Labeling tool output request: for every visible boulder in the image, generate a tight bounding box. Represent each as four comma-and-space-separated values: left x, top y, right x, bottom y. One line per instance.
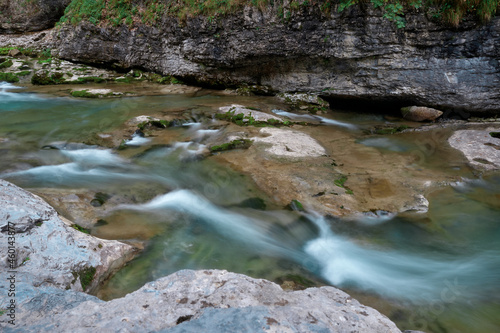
1, 270, 402, 332
0, 179, 136, 294
0, 0, 71, 33
401, 106, 443, 122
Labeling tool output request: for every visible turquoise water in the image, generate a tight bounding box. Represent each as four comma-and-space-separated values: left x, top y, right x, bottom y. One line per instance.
1, 82, 500, 332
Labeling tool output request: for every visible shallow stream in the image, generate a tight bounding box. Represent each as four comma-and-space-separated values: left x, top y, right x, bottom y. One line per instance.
1, 82, 499, 333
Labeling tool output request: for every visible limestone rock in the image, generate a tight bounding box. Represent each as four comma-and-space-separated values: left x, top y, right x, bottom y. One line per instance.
448, 128, 500, 170
1, 270, 402, 332
0, 0, 71, 33
401, 106, 443, 122
0, 179, 136, 294
50, 6, 500, 114
253, 127, 326, 158
218, 104, 282, 122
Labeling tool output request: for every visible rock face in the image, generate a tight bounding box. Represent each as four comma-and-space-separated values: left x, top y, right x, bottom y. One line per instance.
52, 4, 500, 114
1, 269, 402, 332
401, 106, 443, 122
0, 0, 71, 33
0, 179, 135, 294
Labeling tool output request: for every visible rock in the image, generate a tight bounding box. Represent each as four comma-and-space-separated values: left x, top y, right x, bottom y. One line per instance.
51, 6, 500, 114
0, 0, 71, 33
218, 104, 282, 122
448, 128, 500, 170
401, 106, 443, 122
7, 49, 21, 57
0, 0, 71, 34
253, 127, 326, 158
1, 270, 402, 332
277, 93, 330, 113
0, 179, 136, 294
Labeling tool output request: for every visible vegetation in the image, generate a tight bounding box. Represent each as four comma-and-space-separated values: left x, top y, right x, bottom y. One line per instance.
71, 223, 91, 234
31, 72, 66, 85
74, 266, 96, 291
334, 174, 354, 194
16, 70, 31, 76
58, 0, 499, 28
288, 199, 305, 211
490, 132, 500, 138
215, 109, 293, 127
0, 59, 13, 69
0, 72, 19, 82
0, 46, 39, 57
71, 90, 99, 98
210, 139, 253, 152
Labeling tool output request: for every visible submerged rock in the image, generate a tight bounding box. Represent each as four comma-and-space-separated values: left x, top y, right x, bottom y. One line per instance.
2, 269, 402, 332
252, 127, 326, 158
448, 128, 500, 170
0, 179, 135, 294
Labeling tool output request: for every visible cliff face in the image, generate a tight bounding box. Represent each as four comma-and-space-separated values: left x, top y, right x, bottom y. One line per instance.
0, 0, 71, 33
11, 3, 500, 114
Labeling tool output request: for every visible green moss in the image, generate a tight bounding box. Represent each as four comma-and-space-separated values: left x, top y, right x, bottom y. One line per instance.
283, 274, 316, 288
334, 175, 348, 188
237, 197, 267, 210
490, 132, 500, 139
90, 192, 111, 207
31, 72, 66, 85
71, 223, 90, 234
76, 266, 96, 291
16, 70, 31, 76
210, 139, 253, 152
288, 199, 305, 212
76, 76, 106, 84
0, 72, 19, 83
71, 90, 98, 98
115, 77, 134, 83
95, 219, 109, 227
0, 59, 13, 69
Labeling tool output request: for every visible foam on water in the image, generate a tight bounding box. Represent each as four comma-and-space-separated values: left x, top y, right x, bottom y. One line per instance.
304, 215, 494, 301
0, 82, 45, 103
126, 133, 151, 146
117, 189, 305, 259
316, 116, 358, 129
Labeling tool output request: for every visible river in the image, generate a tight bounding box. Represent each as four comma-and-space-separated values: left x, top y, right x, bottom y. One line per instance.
1, 82, 499, 333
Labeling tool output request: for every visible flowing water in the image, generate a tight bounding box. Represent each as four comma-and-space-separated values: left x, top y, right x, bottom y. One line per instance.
1, 82, 500, 333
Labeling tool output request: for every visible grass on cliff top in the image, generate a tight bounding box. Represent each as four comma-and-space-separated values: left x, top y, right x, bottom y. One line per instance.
58, 0, 499, 28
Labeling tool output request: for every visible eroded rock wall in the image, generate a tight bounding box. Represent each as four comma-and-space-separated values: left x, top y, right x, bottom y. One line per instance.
52, 4, 500, 114
0, 0, 71, 33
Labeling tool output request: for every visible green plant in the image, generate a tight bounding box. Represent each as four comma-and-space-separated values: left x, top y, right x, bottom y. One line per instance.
71, 90, 98, 98
71, 223, 91, 234
31, 72, 66, 85
0, 59, 13, 69
75, 266, 96, 291
334, 175, 348, 188
16, 70, 31, 76
210, 139, 253, 152
0, 73, 19, 82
